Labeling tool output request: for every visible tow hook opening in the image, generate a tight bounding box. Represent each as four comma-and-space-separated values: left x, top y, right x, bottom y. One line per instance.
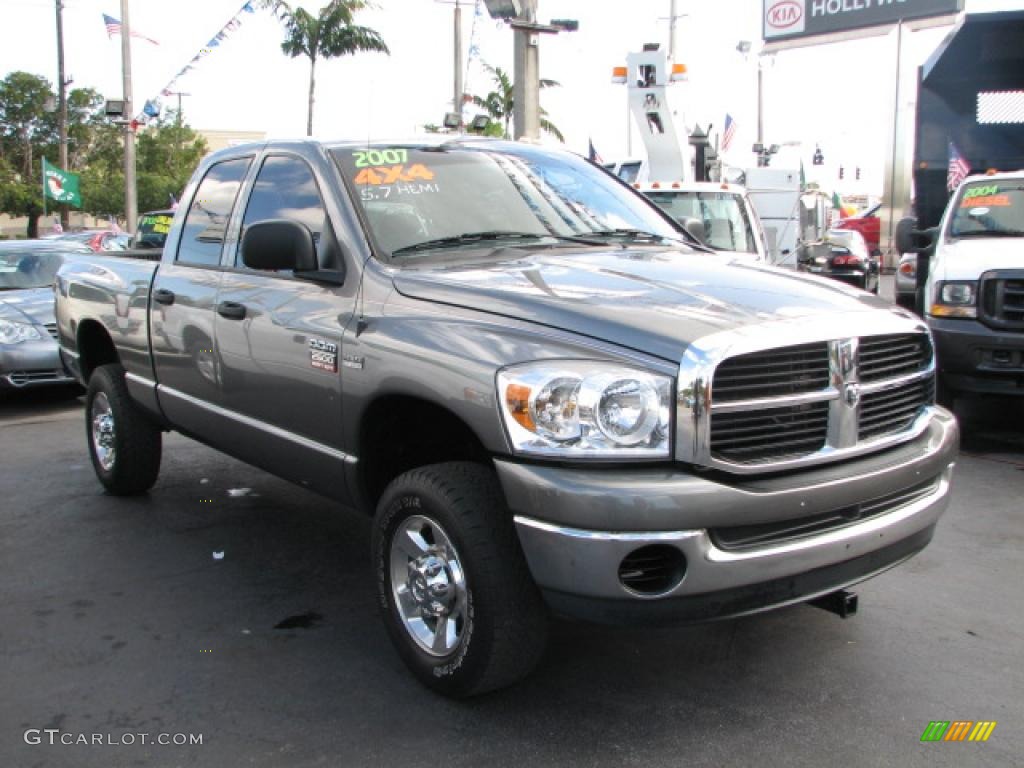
808, 589, 859, 619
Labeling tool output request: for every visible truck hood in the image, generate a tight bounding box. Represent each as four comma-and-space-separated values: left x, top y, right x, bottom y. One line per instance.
934, 237, 1024, 281
0, 287, 56, 326
392, 247, 891, 361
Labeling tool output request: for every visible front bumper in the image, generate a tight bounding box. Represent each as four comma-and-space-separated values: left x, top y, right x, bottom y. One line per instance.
0, 337, 76, 389
499, 409, 958, 625
929, 316, 1024, 396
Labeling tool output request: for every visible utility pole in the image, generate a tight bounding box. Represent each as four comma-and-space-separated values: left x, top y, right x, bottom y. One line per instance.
512, 0, 539, 140
121, 0, 138, 232
55, 0, 69, 229
454, 2, 463, 126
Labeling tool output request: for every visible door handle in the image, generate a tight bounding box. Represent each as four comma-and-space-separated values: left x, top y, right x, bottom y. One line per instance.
152, 288, 176, 305
217, 301, 247, 320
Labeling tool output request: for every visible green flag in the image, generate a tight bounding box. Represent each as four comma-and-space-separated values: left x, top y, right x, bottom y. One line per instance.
42, 158, 81, 208
832, 191, 842, 211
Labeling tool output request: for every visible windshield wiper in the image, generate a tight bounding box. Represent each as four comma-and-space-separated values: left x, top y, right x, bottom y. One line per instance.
586, 227, 712, 251
391, 230, 598, 256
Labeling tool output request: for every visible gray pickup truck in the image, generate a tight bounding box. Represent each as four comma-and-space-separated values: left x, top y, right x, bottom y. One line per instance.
56, 138, 959, 696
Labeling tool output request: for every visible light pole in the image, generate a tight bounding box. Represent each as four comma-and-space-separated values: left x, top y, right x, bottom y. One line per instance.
120, 0, 137, 233
436, 0, 465, 128
55, 0, 70, 229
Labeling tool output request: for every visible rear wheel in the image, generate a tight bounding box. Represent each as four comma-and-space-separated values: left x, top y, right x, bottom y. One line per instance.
372, 462, 547, 697
86, 363, 162, 495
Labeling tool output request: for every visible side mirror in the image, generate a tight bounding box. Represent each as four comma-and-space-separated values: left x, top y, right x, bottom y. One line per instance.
678, 217, 706, 244
895, 217, 937, 256
241, 219, 317, 272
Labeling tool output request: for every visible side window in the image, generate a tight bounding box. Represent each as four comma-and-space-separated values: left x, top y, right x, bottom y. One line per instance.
175, 157, 251, 266
238, 155, 327, 267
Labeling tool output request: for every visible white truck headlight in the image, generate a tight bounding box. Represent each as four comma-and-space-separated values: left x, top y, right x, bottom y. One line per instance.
931, 281, 977, 318
0, 319, 43, 345
498, 362, 672, 458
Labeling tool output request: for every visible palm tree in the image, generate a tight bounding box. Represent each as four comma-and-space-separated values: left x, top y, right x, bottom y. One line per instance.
262, 1, 388, 136
470, 62, 564, 142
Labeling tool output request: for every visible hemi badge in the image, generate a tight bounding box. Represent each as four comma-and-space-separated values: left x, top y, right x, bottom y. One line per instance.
342, 355, 364, 370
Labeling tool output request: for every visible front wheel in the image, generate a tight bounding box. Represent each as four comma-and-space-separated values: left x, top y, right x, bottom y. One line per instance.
86, 363, 162, 495
372, 462, 548, 697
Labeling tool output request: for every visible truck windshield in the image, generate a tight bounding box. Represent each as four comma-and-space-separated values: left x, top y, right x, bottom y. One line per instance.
331, 144, 686, 258
949, 183, 1024, 238
644, 191, 757, 254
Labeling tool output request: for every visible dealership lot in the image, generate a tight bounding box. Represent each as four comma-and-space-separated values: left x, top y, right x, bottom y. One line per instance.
2, 382, 1022, 767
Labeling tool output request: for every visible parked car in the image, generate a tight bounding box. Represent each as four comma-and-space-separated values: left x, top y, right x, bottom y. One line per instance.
895, 252, 917, 309
796, 228, 879, 293
833, 203, 881, 256
57, 138, 957, 696
898, 170, 1024, 405
1, 240, 90, 390
52, 229, 129, 253
132, 209, 175, 251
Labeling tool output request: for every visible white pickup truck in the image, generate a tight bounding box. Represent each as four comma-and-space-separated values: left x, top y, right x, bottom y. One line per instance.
901, 171, 1024, 403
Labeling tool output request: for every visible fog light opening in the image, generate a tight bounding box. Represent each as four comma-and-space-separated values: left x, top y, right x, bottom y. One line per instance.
618, 544, 687, 596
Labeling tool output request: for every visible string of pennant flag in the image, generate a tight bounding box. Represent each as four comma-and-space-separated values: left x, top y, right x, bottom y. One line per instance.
108, 1, 258, 123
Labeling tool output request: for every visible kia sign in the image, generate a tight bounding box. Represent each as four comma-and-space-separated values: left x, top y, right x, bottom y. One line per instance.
764, 0, 963, 42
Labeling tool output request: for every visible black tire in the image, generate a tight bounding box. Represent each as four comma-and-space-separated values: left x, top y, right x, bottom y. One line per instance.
372, 461, 548, 697
85, 363, 162, 495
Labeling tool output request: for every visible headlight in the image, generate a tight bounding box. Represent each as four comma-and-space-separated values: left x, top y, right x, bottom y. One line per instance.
930, 281, 977, 318
0, 319, 44, 344
497, 362, 673, 458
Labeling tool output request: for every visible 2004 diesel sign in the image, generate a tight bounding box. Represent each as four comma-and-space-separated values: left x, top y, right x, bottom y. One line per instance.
764, 0, 963, 41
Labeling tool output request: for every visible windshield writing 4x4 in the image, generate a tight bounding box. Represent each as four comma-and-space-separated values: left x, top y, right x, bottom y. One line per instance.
949, 183, 1024, 238
332, 145, 685, 258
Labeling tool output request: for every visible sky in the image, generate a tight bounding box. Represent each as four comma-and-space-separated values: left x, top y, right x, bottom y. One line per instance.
2, 0, 1022, 197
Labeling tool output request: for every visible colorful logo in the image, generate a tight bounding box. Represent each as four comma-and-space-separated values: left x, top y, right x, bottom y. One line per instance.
921, 721, 997, 743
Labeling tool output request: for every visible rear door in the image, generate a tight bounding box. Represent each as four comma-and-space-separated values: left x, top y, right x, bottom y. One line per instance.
213, 152, 357, 500
150, 156, 251, 437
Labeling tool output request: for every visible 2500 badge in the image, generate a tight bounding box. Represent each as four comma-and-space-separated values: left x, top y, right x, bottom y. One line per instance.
309, 338, 338, 372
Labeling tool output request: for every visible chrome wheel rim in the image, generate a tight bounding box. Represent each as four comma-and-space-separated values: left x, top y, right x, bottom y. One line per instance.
389, 514, 468, 658
91, 392, 116, 472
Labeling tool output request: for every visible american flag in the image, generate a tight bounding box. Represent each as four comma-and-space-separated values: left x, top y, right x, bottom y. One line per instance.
722, 113, 736, 152
103, 14, 159, 45
947, 141, 970, 191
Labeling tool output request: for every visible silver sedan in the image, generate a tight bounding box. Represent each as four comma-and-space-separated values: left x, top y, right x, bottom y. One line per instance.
0, 240, 91, 390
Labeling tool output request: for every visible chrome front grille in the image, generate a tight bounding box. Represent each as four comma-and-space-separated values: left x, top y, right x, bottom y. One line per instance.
712, 342, 829, 402
677, 314, 936, 474
859, 377, 935, 441
858, 334, 932, 382
711, 402, 828, 463
980, 273, 1024, 330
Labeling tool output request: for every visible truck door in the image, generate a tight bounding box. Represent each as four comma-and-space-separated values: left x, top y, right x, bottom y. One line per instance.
213, 153, 356, 501
150, 156, 251, 437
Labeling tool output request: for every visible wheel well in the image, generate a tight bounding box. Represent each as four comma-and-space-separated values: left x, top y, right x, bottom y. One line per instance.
358, 395, 492, 512
77, 320, 119, 382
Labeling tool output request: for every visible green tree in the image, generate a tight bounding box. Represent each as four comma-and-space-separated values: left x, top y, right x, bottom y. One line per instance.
0, 72, 57, 237
262, 0, 389, 136
470, 62, 564, 142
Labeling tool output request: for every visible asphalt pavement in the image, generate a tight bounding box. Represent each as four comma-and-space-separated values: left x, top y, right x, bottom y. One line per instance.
2, 328, 1022, 767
